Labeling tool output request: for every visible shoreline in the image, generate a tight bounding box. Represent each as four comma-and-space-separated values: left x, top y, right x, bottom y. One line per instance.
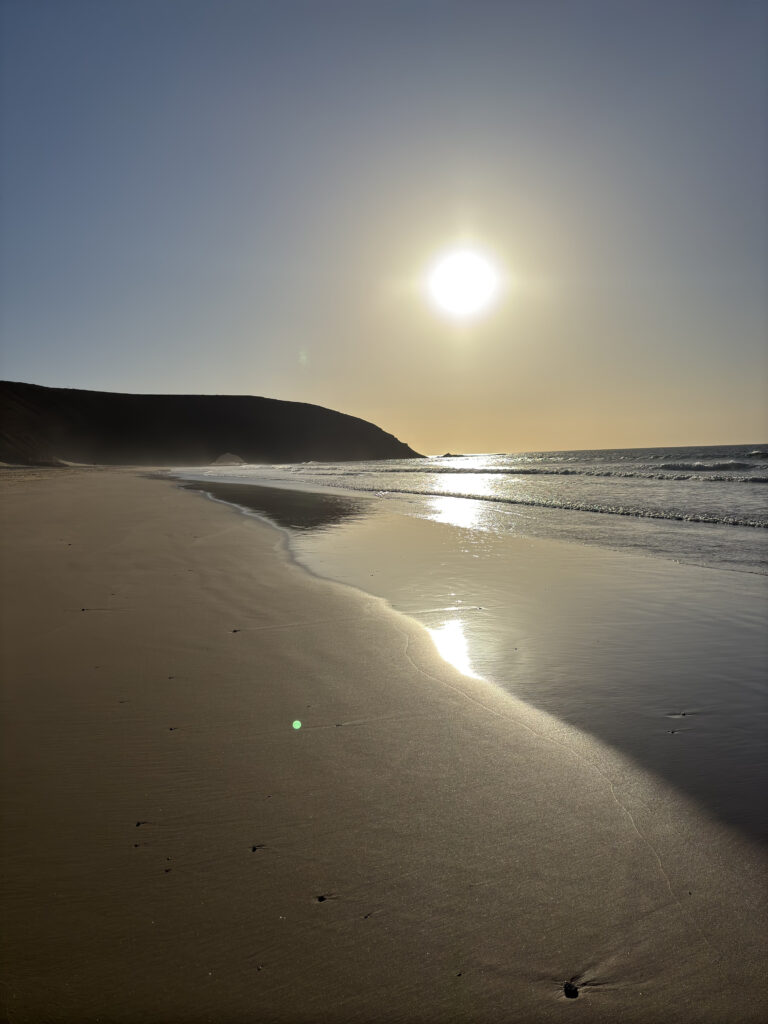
176, 474, 768, 846
2, 468, 766, 1022
169, 446, 768, 578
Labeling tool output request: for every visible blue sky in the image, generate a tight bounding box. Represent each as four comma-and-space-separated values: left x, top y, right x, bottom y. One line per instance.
1, 0, 765, 452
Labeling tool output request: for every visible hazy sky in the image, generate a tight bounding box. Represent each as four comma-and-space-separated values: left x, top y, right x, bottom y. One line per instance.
1, 0, 766, 454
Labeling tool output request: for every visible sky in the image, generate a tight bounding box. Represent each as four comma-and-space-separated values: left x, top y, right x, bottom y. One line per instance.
1, 0, 766, 454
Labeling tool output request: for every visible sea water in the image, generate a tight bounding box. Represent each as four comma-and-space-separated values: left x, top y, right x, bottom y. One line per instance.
173, 444, 768, 844
176, 444, 767, 574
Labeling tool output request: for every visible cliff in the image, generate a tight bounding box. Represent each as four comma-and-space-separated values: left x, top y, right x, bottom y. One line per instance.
0, 381, 421, 465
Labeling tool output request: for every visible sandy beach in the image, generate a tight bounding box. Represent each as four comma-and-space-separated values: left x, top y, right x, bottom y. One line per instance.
1, 468, 766, 1023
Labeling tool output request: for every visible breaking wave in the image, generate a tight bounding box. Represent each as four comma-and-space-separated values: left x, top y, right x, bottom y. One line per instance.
354, 485, 767, 529
321, 464, 765, 483
659, 461, 754, 472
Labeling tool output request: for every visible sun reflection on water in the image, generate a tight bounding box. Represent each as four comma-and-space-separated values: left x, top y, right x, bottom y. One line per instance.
434, 474, 495, 498
427, 619, 481, 678
427, 495, 481, 529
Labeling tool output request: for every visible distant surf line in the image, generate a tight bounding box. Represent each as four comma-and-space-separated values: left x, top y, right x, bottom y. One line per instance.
330, 484, 767, 529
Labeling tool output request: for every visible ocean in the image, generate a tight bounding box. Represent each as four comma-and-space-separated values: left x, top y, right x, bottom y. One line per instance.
173, 443, 768, 844
176, 443, 767, 573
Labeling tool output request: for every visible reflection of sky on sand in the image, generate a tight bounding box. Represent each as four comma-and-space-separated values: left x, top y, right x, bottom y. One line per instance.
285, 509, 768, 845
181, 480, 768, 845
427, 619, 481, 678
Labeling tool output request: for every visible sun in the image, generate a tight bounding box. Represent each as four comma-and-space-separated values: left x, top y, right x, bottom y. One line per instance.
427, 248, 500, 319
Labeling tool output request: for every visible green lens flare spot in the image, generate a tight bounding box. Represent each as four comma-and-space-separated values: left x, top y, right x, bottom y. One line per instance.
292, 720, 302, 730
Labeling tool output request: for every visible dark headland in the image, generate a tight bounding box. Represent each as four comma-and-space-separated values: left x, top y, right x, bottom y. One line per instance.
0, 380, 421, 465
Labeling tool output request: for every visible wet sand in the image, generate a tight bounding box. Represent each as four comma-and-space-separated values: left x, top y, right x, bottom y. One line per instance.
274, 500, 768, 847
1, 469, 766, 1023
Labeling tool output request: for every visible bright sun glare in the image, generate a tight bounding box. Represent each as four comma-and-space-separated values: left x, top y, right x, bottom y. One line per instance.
427, 249, 500, 319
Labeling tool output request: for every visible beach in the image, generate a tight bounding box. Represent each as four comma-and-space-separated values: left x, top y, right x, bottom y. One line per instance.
1, 468, 766, 1023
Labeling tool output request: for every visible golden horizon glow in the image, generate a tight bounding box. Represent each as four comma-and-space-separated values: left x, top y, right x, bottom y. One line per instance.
427, 248, 500, 319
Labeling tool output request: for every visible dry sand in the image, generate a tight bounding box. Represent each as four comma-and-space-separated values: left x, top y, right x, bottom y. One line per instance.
1, 468, 766, 1023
